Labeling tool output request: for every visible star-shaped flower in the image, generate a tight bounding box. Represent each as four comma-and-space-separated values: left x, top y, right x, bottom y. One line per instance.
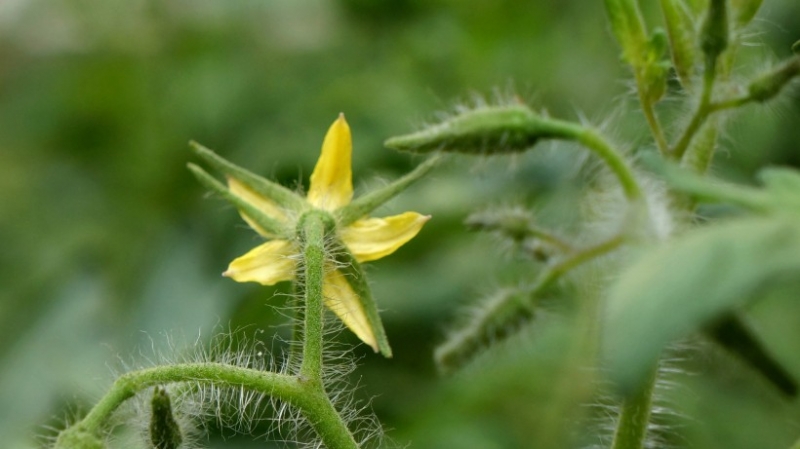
189, 114, 436, 356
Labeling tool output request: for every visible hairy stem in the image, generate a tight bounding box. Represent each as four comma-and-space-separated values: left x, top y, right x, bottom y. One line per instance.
673, 58, 717, 160
575, 128, 642, 200
611, 367, 658, 449
636, 87, 670, 157
76, 363, 358, 449
300, 213, 326, 381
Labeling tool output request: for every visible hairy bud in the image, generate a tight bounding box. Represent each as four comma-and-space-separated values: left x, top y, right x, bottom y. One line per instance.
748, 57, 800, 102
150, 387, 183, 449
384, 104, 577, 155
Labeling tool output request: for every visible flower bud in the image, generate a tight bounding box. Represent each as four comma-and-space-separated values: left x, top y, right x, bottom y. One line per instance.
660, 0, 697, 90
700, 0, 729, 63
748, 57, 800, 103
384, 104, 576, 155
604, 0, 648, 67
150, 387, 183, 449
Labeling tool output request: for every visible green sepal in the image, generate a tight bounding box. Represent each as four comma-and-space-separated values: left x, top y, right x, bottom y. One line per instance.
660, 0, 698, 91
53, 427, 105, 449
383, 104, 579, 156
189, 141, 306, 212
150, 387, 183, 449
330, 241, 392, 357
187, 163, 291, 238
336, 155, 441, 227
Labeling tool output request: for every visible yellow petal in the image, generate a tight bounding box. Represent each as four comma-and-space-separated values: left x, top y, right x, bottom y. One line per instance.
228, 177, 287, 238
340, 212, 431, 263
322, 269, 378, 352
307, 114, 353, 211
223, 240, 297, 285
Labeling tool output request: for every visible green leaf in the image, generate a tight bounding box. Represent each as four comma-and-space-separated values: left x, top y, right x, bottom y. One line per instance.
657, 161, 800, 216
603, 217, 800, 394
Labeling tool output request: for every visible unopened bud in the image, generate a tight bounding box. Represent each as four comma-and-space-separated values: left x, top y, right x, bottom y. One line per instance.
748, 57, 800, 102
150, 387, 182, 449
384, 104, 577, 155
701, 0, 729, 63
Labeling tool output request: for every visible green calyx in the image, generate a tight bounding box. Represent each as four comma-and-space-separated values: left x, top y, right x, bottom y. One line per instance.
189, 141, 306, 211
53, 427, 105, 449
336, 155, 441, 227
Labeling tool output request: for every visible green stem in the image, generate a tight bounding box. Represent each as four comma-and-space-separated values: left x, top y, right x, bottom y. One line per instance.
611, 367, 658, 449
300, 213, 327, 382
635, 83, 670, 157
76, 363, 358, 449
575, 128, 642, 200
673, 59, 717, 160
80, 363, 300, 433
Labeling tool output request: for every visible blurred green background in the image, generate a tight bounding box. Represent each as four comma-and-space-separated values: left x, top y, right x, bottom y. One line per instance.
1, 0, 800, 448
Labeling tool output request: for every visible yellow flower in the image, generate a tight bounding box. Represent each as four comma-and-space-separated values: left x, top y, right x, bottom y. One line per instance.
221, 114, 430, 353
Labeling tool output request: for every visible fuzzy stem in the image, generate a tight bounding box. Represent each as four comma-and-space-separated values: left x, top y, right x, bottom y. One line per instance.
300, 212, 327, 382
673, 57, 717, 160
636, 86, 670, 157
574, 127, 642, 200
520, 118, 642, 200
611, 367, 658, 449
76, 363, 358, 449
80, 364, 300, 433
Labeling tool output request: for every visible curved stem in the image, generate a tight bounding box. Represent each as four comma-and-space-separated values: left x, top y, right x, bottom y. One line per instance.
534, 119, 642, 201
575, 128, 642, 200
76, 363, 358, 449
80, 363, 300, 433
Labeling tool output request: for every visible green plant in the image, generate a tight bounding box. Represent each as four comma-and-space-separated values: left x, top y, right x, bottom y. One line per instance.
48, 0, 800, 448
